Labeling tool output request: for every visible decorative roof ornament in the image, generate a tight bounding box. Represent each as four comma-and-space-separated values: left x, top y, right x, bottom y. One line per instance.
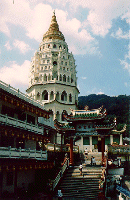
43, 11, 65, 42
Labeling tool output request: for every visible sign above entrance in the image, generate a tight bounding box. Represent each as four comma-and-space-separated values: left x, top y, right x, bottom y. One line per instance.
76, 132, 99, 136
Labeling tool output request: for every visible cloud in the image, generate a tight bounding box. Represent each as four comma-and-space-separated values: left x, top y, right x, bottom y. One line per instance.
120, 44, 130, 74
0, 60, 30, 89
111, 28, 130, 39
13, 39, 32, 54
120, 59, 130, 74
4, 41, 12, 50
48, 0, 130, 37
81, 77, 87, 80
0, 1, 99, 55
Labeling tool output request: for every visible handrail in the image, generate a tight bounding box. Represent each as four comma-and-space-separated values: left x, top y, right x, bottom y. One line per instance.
0, 113, 43, 134
116, 185, 130, 199
52, 157, 69, 191
0, 146, 47, 160
0, 80, 44, 110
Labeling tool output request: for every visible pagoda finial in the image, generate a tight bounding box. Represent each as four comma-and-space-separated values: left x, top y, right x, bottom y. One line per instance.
53, 10, 55, 15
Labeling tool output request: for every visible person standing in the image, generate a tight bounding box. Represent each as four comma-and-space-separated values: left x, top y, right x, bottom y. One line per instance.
93, 157, 96, 165
79, 163, 83, 175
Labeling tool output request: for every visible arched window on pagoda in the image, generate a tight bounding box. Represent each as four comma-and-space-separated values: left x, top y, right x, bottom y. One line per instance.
59, 45, 62, 49
50, 91, 54, 100
60, 74, 62, 81
42, 90, 48, 100
69, 94, 72, 102
48, 74, 51, 81
44, 74, 47, 81
53, 61, 57, 66
36, 92, 40, 100
53, 44, 56, 48
71, 74, 73, 83
56, 92, 59, 100
56, 111, 60, 121
67, 76, 70, 82
63, 74, 66, 82
61, 91, 67, 101
48, 44, 50, 48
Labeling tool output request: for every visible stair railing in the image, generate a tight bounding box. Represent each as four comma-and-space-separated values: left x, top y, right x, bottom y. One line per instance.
52, 157, 69, 191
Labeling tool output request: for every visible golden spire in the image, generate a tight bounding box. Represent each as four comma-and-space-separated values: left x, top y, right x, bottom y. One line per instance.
43, 11, 65, 41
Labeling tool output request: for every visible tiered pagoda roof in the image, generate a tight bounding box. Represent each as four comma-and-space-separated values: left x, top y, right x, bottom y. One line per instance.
43, 10, 65, 42
64, 106, 107, 121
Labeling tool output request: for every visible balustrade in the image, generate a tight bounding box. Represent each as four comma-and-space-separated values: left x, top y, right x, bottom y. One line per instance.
0, 146, 47, 160
0, 114, 43, 134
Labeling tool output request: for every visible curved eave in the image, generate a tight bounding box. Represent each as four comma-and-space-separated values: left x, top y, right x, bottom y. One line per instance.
26, 83, 79, 93
65, 116, 105, 121
44, 99, 75, 106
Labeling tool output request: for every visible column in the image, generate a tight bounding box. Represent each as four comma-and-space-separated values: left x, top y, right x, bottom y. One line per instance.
90, 136, 92, 152
48, 92, 50, 101
69, 137, 73, 166
110, 135, 113, 145
101, 137, 105, 161
120, 134, 123, 145
81, 136, 84, 153
40, 92, 42, 102
54, 92, 56, 100
0, 104, 2, 113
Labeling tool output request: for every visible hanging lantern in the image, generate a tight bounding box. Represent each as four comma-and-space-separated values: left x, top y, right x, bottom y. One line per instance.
36, 137, 39, 141
32, 136, 35, 141
17, 102, 19, 106
11, 132, 14, 137
39, 165, 41, 169
6, 166, 9, 171
5, 96, 7, 101
27, 134, 30, 140
30, 165, 32, 170
19, 166, 22, 170
5, 130, 7, 136
17, 133, 20, 137
25, 166, 28, 170
12, 165, 15, 171
11, 99, 14, 104
22, 134, 25, 139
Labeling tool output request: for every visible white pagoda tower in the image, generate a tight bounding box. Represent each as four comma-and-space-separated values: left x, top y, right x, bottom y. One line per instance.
26, 11, 79, 122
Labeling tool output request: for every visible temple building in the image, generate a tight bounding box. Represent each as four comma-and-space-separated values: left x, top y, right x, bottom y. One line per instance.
0, 80, 54, 195
26, 11, 79, 122
63, 106, 125, 154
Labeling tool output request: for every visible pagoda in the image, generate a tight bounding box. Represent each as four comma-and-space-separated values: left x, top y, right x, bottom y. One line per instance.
26, 11, 79, 122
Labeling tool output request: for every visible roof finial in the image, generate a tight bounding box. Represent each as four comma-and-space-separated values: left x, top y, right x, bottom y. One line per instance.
53, 10, 55, 15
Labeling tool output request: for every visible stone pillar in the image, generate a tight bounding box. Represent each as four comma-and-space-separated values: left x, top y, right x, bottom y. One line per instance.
69, 138, 73, 166
90, 136, 92, 152
81, 136, 84, 153
101, 137, 105, 161
0, 103, 2, 113
48, 92, 50, 101
54, 92, 56, 100
110, 135, 113, 145
120, 134, 123, 145
40, 92, 42, 102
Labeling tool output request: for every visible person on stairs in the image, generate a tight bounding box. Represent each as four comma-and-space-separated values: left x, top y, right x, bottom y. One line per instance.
79, 163, 83, 175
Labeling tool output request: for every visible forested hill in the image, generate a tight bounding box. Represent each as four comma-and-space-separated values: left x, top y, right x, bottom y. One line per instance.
78, 94, 129, 132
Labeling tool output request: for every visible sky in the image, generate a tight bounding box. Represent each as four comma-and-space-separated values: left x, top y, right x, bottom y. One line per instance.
0, 0, 130, 97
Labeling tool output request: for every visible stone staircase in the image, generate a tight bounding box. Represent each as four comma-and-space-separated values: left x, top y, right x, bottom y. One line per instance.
57, 165, 102, 199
